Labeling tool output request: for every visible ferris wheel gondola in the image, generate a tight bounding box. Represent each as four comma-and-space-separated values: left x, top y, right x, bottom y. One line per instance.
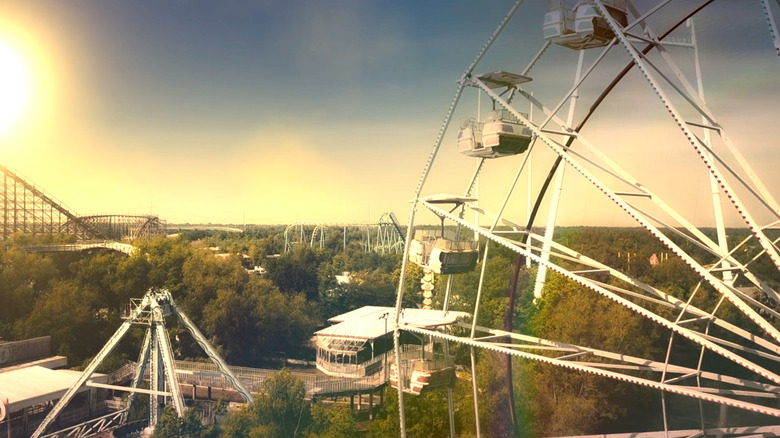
543, 0, 628, 50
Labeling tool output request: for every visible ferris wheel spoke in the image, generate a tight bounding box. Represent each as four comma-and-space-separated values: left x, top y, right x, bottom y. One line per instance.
464, 322, 780, 394
515, 227, 780, 349
470, 79, 780, 345
514, 90, 769, 277
761, 0, 780, 59
402, 324, 780, 418
423, 201, 780, 381
596, 0, 780, 271
692, 134, 780, 220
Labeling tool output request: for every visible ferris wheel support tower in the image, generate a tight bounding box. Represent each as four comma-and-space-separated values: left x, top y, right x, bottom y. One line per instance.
30, 289, 252, 438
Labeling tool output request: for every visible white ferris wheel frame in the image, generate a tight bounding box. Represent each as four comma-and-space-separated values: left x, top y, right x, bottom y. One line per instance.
392, 1, 780, 437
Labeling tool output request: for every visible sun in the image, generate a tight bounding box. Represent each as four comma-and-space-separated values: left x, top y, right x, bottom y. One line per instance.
0, 40, 31, 133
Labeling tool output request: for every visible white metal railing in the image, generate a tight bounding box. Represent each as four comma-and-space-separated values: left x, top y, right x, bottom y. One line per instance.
175, 359, 391, 397
310, 372, 385, 396
315, 344, 434, 378
316, 349, 394, 378
102, 358, 394, 401
459, 117, 485, 131
486, 108, 521, 123
102, 398, 124, 411
107, 361, 137, 383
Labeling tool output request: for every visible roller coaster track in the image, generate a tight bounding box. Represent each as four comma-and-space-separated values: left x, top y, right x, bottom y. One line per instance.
68, 214, 166, 240
382, 212, 405, 241
284, 213, 405, 254
0, 164, 165, 241
23, 241, 138, 256
0, 164, 101, 240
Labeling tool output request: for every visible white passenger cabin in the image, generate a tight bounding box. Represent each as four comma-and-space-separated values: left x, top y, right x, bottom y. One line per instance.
458, 109, 533, 159
543, 0, 628, 50
459, 71, 534, 159
389, 337, 457, 396
408, 229, 479, 275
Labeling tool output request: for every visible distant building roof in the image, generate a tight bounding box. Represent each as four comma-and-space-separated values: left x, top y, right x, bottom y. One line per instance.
327, 305, 390, 323
317, 306, 469, 341
420, 194, 478, 204
0, 356, 67, 373
0, 366, 107, 413
335, 271, 351, 285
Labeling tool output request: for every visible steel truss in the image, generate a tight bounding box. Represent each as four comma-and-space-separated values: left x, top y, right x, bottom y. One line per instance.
69, 215, 167, 240
30, 288, 252, 438
761, 0, 780, 59
283, 212, 404, 254
377, 212, 405, 255
0, 164, 100, 240
0, 164, 166, 241
393, 1, 780, 437
39, 410, 127, 438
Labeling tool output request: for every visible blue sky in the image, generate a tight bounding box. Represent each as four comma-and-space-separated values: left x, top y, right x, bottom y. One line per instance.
0, 1, 777, 226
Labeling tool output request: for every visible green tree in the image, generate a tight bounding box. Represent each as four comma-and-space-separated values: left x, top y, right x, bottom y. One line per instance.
319, 268, 397, 318
18, 280, 113, 364
307, 403, 359, 438
201, 286, 262, 364
525, 273, 660, 435
70, 252, 127, 310
266, 246, 321, 300
138, 236, 194, 294
222, 369, 311, 438
180, 247, 248, 324
113, 253, 153, 303
447, 247, 516, 327
251, 279, 320, 361
201, 276, 320, 364
0, 247, 58, 334
475, 350, 521, 438
368, 376, 478, 438
153, 405, 212, 438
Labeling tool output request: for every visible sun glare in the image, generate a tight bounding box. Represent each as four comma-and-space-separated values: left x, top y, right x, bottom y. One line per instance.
0, 40, 31, 133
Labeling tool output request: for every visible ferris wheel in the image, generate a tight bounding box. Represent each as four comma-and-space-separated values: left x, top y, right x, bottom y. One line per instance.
392, 1, 780, 437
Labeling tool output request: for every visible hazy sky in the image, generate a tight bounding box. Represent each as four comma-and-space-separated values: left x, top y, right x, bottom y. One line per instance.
0, 1, 777, 227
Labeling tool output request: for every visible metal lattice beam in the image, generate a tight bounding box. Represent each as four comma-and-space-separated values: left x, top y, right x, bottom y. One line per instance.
0, 164, 101, 240
0, 165, 167, 241
283, 213, 404, 254
71, 214, 167, 240
30, 288, 251, 437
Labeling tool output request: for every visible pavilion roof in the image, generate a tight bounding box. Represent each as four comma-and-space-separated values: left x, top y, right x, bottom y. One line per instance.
0, 366, 107, 413
316, 306, 469, 342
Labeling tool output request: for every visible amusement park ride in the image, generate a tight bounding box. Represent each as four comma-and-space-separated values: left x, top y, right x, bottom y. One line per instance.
29, 289, 252, 438
393, 0, 780, 438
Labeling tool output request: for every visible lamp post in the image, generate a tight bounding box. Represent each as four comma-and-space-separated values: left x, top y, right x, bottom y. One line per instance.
379, 311, 390, 383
